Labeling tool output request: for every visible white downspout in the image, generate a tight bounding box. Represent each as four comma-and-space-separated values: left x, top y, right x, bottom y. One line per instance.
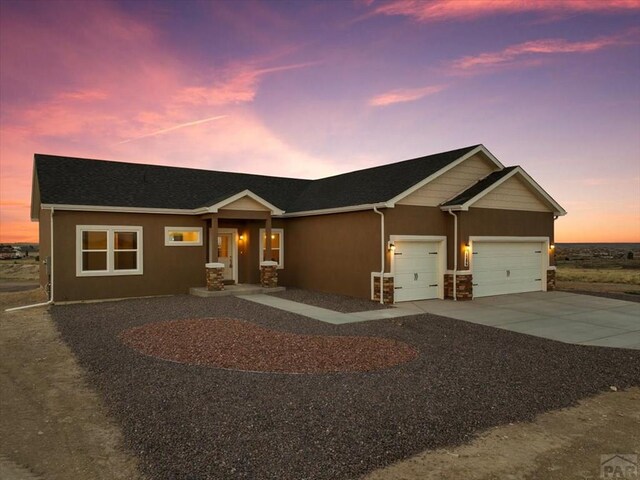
448, 210, 458, 301
373, 206, 385, 304
5, 207, 54, 312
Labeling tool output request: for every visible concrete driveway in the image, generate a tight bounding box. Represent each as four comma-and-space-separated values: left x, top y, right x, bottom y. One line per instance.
411, 291, 640, 349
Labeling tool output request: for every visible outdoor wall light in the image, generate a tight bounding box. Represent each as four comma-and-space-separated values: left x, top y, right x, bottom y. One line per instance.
388, 242, 396, 251
550, 244, 555, 250
463, 243, 470, 267
239, 234, 245, 241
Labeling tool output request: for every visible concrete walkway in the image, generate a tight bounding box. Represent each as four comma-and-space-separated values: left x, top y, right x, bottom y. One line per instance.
410, 291, 640, 349
236, 294, 423, 325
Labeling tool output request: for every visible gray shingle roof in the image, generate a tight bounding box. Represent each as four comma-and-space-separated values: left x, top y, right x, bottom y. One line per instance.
440, 166, 517, 207
34, 145, 481, 213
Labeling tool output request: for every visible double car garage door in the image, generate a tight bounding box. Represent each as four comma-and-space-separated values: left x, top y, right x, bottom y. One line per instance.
472, 241, 545, 298
393, 239, 546, 301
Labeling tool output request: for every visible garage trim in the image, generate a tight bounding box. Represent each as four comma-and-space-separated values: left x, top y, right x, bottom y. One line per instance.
469, 236, 550, 298
390, 235, 447, 300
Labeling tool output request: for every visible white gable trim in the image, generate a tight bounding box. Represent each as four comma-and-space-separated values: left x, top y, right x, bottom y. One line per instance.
206, 189, 284, 215
41, 189, 286, 217
440, 166, 567, 216
386, 145, 504, 207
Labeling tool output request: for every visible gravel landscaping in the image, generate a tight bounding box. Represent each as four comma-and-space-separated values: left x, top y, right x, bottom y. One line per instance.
52, 295, 640, 480
270, 287, 392, 312
121, 318, 417, 373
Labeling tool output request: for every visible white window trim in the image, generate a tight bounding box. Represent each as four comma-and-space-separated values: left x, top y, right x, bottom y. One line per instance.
76, 225, 143, 277
259, 228, 284, 269
164, 226, 203, 246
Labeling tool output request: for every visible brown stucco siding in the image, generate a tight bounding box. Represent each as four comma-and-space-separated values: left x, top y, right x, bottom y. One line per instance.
459, 208, 555, 269
38, 208, 51, 289
385, 205, 454, 269
276, 210, 380, 299
52, 211, 207, 302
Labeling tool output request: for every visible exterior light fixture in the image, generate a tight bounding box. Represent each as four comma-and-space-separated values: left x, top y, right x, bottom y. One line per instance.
388, 242, 396, 251
463, 243, 470, 268
239, 234, 245, 241
550, 244, 555, 250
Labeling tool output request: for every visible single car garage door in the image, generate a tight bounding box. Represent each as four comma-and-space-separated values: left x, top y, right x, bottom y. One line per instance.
472, 241, 545, 298
394, 241, 441, 302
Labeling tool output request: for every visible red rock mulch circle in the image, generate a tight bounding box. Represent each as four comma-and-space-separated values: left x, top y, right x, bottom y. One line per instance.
120, 318, 418, 373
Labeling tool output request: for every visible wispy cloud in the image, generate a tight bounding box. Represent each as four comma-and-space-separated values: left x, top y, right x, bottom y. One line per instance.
370, 0, 640, 23
174, 61, 318, 106
116, 115, 228, 144
369, 84, 445, 107
449, 30, 639, 74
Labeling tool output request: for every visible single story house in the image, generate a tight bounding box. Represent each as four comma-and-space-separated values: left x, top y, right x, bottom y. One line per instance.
31, 144, 566, 303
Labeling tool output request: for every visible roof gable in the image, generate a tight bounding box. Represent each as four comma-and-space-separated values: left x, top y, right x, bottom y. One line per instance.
396, 150, 499, 207
440, 166, 566, 216
206, 190, 284, 215
284, 145, 482, 213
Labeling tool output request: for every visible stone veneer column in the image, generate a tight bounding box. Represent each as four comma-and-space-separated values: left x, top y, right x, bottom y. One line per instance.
444, 272, 473, 300
205, 262, 225, 291
260, 261, 278, 288
546, 267, 556, 291
455, 273, 473, 300
372, 275, 394, 304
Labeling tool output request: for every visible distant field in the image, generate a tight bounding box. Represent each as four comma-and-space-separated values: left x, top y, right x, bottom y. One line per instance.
556, 265, 640, 285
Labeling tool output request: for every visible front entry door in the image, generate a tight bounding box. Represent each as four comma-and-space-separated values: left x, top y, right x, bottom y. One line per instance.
210, 228, 237, 282
218, 233, 233, 280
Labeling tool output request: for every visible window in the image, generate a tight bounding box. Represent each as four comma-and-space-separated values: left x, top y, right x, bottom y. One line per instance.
259, 228, 284, 269
165, 227, 203, 246
76, 226, 143, 276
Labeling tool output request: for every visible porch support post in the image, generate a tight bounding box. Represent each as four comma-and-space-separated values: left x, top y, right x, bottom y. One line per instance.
210, 215, 219, 262
265, 216, 272, 262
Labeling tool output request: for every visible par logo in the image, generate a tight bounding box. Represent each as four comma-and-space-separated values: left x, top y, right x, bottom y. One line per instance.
601, 454, 638, 479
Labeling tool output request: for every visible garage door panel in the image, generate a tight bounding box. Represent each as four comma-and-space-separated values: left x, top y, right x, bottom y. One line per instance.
393, 240, 441, 302
473, 241, 545, 298
395, 256, 434, 273
395, 285, 439, 302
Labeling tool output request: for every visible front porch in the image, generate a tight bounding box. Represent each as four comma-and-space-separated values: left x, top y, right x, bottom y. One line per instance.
199, 190, 284, 292
190, 284, 286, 297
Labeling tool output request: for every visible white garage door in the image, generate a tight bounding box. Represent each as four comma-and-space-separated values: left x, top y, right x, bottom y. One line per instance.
472, 241, 544, 298
394, 241, 440, 302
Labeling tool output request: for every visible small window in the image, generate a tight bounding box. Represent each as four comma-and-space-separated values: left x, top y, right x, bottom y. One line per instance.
76, 226, 143, 276
165, 227, 203, 246
259, 228, 283, 269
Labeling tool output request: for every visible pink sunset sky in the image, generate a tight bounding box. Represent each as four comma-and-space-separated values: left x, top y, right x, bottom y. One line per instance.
1, 0, 639, 243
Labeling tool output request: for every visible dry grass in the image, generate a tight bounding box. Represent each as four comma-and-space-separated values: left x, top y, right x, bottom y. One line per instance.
0, 262, 39, 281
556, 266, 640, 285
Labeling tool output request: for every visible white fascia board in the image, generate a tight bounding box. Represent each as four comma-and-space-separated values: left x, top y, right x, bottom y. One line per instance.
41, 203, 196, 215
386, 145, 503, 207
439, 167, 567, 216
40, 191, 287, 217
206, 189, 285, 215
278, 202, 390, 218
